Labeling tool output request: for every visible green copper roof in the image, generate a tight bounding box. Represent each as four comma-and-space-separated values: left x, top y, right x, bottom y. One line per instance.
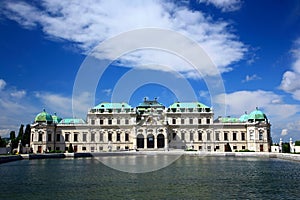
59, 118, 86, 124
248, 108, 267, 121
169, 102, 209, 109
239, 113, 249, 122
93, 102, 132, 109
220, 117, 240, 123
52, 113, 62, 123
138, 98, 164, 108
35, 109, 53, 123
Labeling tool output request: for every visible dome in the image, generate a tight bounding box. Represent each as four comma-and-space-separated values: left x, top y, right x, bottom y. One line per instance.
248, 107, 267, 122
52, 113, 62, 123
35, 109, 53, 123
239, 112, 249, 122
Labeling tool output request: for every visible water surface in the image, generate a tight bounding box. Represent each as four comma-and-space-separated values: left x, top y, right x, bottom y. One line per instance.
1, 156, 300, 199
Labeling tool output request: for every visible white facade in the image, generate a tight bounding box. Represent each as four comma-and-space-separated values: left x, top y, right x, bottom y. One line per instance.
30, 99, 272, 153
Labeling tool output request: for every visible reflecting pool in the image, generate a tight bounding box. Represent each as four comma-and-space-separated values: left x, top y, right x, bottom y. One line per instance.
1, 155, 300, 199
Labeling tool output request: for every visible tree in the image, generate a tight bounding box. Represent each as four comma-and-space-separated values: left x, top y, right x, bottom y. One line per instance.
295, 141, 300, 146
68, 143, 74, 153
22, 124, 31, 146
282, 143, 290, 153
0, 136, 6, 147
17, 124, 24, 141
9, 131, 18, 149
10, 131, 16, 140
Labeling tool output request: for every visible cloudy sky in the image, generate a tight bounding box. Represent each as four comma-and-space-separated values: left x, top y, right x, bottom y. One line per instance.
0, 0, 300, 142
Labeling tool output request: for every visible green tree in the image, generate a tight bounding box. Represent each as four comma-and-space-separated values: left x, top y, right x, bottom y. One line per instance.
68, 143, 74, 153
22, 124, 31, 146
9, 131, 18, 149
0, 136, 7, 147
282, 143, 290, 153
295, 141, 300, 146
10, 131, 16, 140
17, 124, 24, 141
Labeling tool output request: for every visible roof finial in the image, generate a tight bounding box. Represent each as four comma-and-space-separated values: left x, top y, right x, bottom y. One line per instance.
256, 106, 258, 110
144, 97, 147, 102
43, 108, 46, 112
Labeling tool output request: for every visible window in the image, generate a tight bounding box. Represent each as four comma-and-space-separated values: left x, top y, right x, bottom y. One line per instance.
91, 146, 95, 152
207, 132, 211, 141
117, 146, 120, 150
181, 132, 185, 141
48, 134, 52, 142
242, 146, 246, 150
224, 132, 228, 141
216, 146, 220, 150
199, 146, 202, 150
125, 146, 129, 150
91, 133, 95, 142
117, 119, 120, 124
259, 131, 263, 140
250, 130, 254, 140
117, 133, 121, 141
233, 146, 237, 150
108, 119, 112, 125
100, 119, 104, 125
38, 133, 43, 142
172, 118, 176, 124
82, 146, 86, 151
65, 133, 69, 142
207, 146, 211, 151
233, 132, 237, 141
82, 133, 87, 142
108, 133, 112, 141
215, 132, 220, 141
206, 118, 210, 124
241, 132, 246, 141
125, 119, 129, 125
190, 132, 193, 141
55, 147, 60, 151
31, 134, 34, 142
91, 119, 95, 125
189, 118, 193, 124
198, 132, 202, 141
181, 118, 185, 124
125, 133, 129, 141
100, 133, 104, 142
74, 133, 78, 142
198, 118, 202, 124
56, 134, 61, 142
65, 147, 68, 151
99, 146, 103, 151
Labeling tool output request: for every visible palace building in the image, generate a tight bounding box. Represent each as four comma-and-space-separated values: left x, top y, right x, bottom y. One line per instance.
30, 98, 272, 153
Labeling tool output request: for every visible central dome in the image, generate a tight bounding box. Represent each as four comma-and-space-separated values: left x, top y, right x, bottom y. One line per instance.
35, 109, 53, 124
248, 108, 267, 122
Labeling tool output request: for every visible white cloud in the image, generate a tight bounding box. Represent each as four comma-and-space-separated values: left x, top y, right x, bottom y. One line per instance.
242, 74, 261, 83
281, 129, 288, 136
1, 0, 246, 78
35, 91, 92, 119
0, 79, 6, 90
10, 90, 26, 98
102, 89, 112, 97
198, 0, 242, 12
279, 38, 300, 100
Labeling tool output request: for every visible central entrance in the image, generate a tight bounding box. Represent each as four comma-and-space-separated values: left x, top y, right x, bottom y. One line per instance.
147, 134, 154, 148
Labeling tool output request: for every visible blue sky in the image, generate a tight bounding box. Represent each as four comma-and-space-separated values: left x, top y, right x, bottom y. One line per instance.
0, 0, 300, 142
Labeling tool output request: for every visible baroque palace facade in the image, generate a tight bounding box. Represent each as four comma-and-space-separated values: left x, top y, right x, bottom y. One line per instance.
30, 98, 272, 153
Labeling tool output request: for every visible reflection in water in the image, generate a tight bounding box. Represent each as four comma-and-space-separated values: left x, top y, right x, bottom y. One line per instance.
1, 156, 300, 199
95, 154, 181, 173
